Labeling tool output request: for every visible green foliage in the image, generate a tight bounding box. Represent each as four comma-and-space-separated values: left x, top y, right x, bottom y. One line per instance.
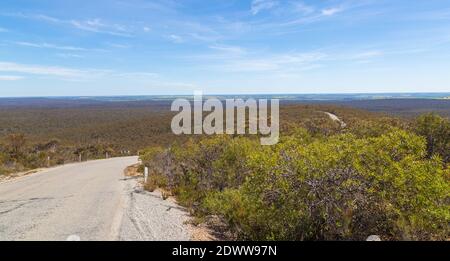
139, 146, 167, 192
414, 113, 450, 163
142, 128, 449, 241
0, 133, 116, 174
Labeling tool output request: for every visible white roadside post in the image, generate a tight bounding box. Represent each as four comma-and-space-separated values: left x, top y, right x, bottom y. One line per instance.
144, 167, 149, 183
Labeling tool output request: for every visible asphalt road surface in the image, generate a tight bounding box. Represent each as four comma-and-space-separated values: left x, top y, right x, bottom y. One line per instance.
0, 156, 192, 241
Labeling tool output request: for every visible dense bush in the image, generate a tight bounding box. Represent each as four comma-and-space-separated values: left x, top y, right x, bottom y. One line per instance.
141, 128, 449, 240
414, 113, 450, 164
0, 133, 118, 175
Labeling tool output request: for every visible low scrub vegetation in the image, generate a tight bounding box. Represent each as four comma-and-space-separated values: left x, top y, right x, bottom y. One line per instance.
0, 133, 118, 175
140, 114, 450, 240
0, 102, 380, 174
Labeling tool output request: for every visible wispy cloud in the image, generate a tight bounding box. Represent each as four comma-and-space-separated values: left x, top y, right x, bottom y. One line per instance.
195, 49, 326, 73
402, 8, 450, 21
70, 18, 133, 37
208, 45, 246, 56
2, 12, 55, 22
106, 43, 131, 49
170, 20, 222, 43
0, 75, 23, 81
114, 0, 180, 14
34, 14, 63, 23
0, 61, 160, 82
3, 12, 133, 37
0, 61, 94, 78
167, 34, 184, 43
225, 52, 326, 72
292, 2, 315, 15
255, 1, 373, 28
193, 45, 392, 74
116, 72, 159, 79
321, 7, 343, 16
251, 0, 279, 15
56, 53, 84, 59
0, 27, 8, 32
351, 50, 383, 59
14, 41, 89, 51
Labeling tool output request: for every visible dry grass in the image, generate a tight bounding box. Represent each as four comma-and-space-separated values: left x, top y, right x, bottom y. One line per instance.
0, 168, 44, 183
123, 164, 141, 177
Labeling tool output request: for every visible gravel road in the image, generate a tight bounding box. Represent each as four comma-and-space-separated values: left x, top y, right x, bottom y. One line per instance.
0, 157, 192, 241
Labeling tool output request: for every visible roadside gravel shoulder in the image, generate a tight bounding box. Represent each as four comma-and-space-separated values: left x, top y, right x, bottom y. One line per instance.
119, 171, 211, 241
119, 165, 217, 241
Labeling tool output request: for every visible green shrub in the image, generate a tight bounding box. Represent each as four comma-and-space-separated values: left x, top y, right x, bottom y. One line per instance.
414, 113, 450, 163
139, 125, 449, 240
203, 130, 449, 240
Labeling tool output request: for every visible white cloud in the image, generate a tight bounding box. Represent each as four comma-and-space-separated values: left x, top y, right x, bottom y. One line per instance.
1, 12, 63, 23
56, 53, 84, 58
0, 27, 8, 32
189, 33, 220, 42
170, 20, 222, 43
352, 50, 383, 59
34, 14, 63, 23
275, 5, 348, 26
0, 61, 91, 78
106, 43, 131, 49
116, 72, 159, 79
0, 61, 160, 82
71, 18, 104, 30
209, 45, 246, 56
251, 0, 278, 15
167, 34, 184, 43
0, 75, 23, 81
3, 13, 133, 37
321, 7, 342, 16
70, 19, 132, 37
14, 41, 88, 51
216, 52, 326, 72
292, 2, 315, 15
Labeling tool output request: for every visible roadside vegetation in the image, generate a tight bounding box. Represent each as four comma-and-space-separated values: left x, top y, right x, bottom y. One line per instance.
140, 113, 450, 241
0, 133, 118, 174
0, 101, 176, 175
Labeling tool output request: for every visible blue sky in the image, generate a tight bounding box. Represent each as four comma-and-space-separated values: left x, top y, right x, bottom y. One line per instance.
0, 0, 449, 96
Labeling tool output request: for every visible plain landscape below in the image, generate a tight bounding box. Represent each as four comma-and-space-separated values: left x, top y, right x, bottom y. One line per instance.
0, 93, 449, 171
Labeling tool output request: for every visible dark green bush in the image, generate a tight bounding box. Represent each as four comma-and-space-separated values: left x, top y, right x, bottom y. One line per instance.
140, 128, 449, 240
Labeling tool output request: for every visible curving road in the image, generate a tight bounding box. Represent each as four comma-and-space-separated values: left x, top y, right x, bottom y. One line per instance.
0, 156, 193, 241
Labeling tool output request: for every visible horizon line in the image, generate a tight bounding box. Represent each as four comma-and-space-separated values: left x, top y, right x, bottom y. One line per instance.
0, 91, 450, 99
